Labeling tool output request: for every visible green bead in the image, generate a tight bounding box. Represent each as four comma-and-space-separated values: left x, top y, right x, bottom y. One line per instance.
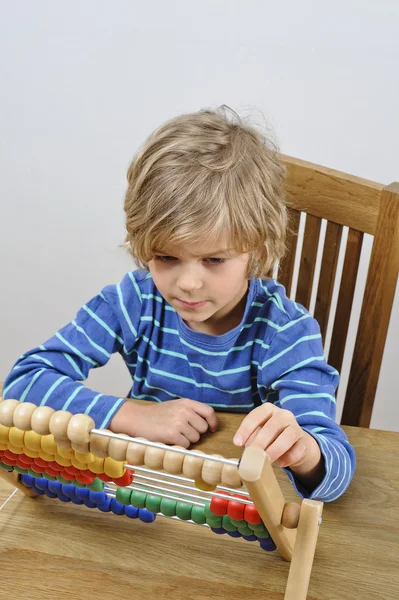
57, 476, 70, 484
254, 529, 269, 539
43, 473, 56, 481
87, 478, 104, 491
230, 518, 246, 528
204, 503, 214, 518
191, 505, 206, 524
222, 515, 237, 532
250, 523, 268, 534
160, 497, 177, 517
28, 469, 40, 477
73, 480, 85, 488
145, 494, 162, 513
13, 466, 27, 474
116, 487, 132, 505
237, 525, 253, 536
176, 501, 192, 520
206, 515, 223, 528
0, 463, 13, 472
131, 490, 147, 509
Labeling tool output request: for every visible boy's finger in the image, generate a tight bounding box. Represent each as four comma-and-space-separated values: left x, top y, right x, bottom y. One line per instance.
233, 404, 274, 446
193, 402, 218, 432
262, 425, 299, 463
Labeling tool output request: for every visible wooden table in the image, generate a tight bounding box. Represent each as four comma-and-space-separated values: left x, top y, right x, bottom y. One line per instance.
1, 413, 398, 600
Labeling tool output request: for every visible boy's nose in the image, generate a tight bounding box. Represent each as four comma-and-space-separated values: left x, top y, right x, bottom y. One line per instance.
176, 268, 203, 293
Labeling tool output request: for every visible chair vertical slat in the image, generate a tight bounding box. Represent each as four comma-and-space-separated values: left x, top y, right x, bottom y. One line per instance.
295, 215, 322, 310
314, 222, 343, 342
279, 209, 301, 296
328, 228, 363, 375
342, 183, 399, 427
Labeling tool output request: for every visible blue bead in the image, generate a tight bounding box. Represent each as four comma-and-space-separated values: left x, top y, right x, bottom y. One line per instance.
44, 490, 58, 499
20, 474, 34, 488
31, 486, 45, 495
125, 505, 139, 519
61, 484, 77, 499
57, 493, 71, 502
89, 490, 107, 504
138, 508, 156, 523
110, 499, 125, 515
48, 480, 62, 494
75, 487, 90, 501
226, 531, 241, 538
258, 537, 277, 551
242, 534, 257, 542
211, 527, 226, 535
84, 499, 97, 509
35, 478, 48, 491
71, 497, 84, 505
97, 496, 112, 512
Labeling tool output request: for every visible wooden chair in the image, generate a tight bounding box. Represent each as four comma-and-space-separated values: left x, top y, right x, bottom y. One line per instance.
278, 155, 399, 427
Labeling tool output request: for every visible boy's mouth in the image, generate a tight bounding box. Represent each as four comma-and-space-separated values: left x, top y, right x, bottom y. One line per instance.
176, 298, 208, 309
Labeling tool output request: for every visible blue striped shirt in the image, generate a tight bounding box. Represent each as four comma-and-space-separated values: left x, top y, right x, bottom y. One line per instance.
3, 270, 355, 502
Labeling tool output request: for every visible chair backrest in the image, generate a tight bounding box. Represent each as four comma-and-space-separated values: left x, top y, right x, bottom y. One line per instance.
277, 155, 399, 427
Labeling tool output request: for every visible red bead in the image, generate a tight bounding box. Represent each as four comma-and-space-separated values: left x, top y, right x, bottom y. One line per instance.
1, 456, 17, 466
48, 461, 62, 472
19, 454, 32, 465
46, 467, 60, 477
16, 459, 29, 470
4, 451, 18, 461
30, 464, 44, 474
34, 457, 49, 468
112, 470, 134, 487
244, 503, 261, 525
76, 474, 93, 485
64, 466, 80, 476
210, 496, 229, 516
227, 500, 245, 520
98, 473, 113, 483
61, 471, 76, 481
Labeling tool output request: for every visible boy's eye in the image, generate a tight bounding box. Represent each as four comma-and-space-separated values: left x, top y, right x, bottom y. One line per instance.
156, 255, 176, 262
205, 258, 226, 265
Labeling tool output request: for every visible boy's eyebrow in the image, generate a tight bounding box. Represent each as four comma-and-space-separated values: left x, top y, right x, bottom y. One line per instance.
154, 248, 233, 257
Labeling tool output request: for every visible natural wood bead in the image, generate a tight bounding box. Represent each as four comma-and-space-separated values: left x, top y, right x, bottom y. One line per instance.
108, 436, 130, 462
145, 446, 165, 470
9, 427, 25, 448
67, 414, 94, 445
31, 406, 55, 435
24, 430, 42, 452
126, 439, 146, 465
13, 402, 37, 431
90, 432, 110, 458
54, 437, 71, 449
163, 447, 185, 474
182, 450, 205, 480
71, 441, 90, 454
281, 502, 301, 529
221, 463, 242, 488
202, 454, 224, 486
0, 399, 20, 427
49, 411, 73, 439
40, 434, 57, 455
194, 478, 216, 491
0, 424, 10, 444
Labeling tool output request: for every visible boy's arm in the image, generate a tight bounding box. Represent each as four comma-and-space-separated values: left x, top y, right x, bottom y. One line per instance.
255, 314, 356, 502
2, 289, 132, 429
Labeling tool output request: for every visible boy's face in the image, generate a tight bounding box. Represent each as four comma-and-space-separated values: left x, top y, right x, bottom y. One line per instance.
148, 238, 252, 335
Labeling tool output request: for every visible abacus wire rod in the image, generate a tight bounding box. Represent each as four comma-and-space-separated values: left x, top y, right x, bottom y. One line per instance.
126, 464, 250, 496
117, 473, 254, 505
0, 487, 18, 512
91, 428, 239, 466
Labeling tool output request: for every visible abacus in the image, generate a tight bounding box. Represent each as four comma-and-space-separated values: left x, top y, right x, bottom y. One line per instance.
0, 399, 323, 600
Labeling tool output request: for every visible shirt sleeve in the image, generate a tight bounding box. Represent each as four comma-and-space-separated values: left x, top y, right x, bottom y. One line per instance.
258, 313, 356, 502
2, 290, 131, 429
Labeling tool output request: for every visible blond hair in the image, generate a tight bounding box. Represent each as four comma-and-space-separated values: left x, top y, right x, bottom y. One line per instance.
124, 106, 287, 278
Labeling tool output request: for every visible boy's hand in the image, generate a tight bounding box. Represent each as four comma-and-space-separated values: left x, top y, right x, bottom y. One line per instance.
110, 398, 217, 448
233, 404, 323, 486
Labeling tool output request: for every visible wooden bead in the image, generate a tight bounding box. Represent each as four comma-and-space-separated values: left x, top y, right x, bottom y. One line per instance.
54, 437, 71, 449
56, 446, 74, 459
145, 446, 165, 470
163, 447, 185, 474
39, 449, 54, 462
24, 448, 40, 458
24, 430, 42, 452
40, 434, 57, 455
0, 424, 10, 444
182, 450, 205, 480
54, 453, 72, 467
67, 414, 94, 445
0, 399, 20, 427
49, 411, 73, 439
71, 457, 88, 470
9, 427, 25, 448
108, 436, 129, 462
13, 402, 37, 431
104, 457, 125, 479
202, 454, 224, 486
194, 478, 216, 491
281, 502, 301, 529
71, 441, 90, 454
88, 456, 105, 474
90, 432, 110, 458
31, 406, 55, 435
74, 451, 95, 464
126, 439, 146, 465
8, 444, 23, 455
221, 463, 242, 488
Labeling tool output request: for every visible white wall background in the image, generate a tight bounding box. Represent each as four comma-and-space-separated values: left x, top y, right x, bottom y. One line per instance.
1, 0, 398, 430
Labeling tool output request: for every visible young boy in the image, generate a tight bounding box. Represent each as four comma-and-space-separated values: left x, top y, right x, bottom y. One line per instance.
3, 107, 355, 502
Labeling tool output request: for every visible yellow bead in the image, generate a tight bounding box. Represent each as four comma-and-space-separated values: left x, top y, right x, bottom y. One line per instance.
194, 478, 217, 492
24, 430, 42, 452
7, 444, 24, 455
104, 457, 124, 479
56, 446, 74, 459
41, 434, 58, 455
74, 451, 95, 464
54, 454, 72, 467
0, 424, 10, 444
0, 443, 8, 451
23, 447, 40, 458
71, 457, 88, 470
9, 427, 25, 447
39, 450, 54, 462
88, 456, 105, 474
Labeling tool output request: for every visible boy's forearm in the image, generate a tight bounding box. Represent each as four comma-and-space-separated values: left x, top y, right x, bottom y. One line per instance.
289, 432, 325, 492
